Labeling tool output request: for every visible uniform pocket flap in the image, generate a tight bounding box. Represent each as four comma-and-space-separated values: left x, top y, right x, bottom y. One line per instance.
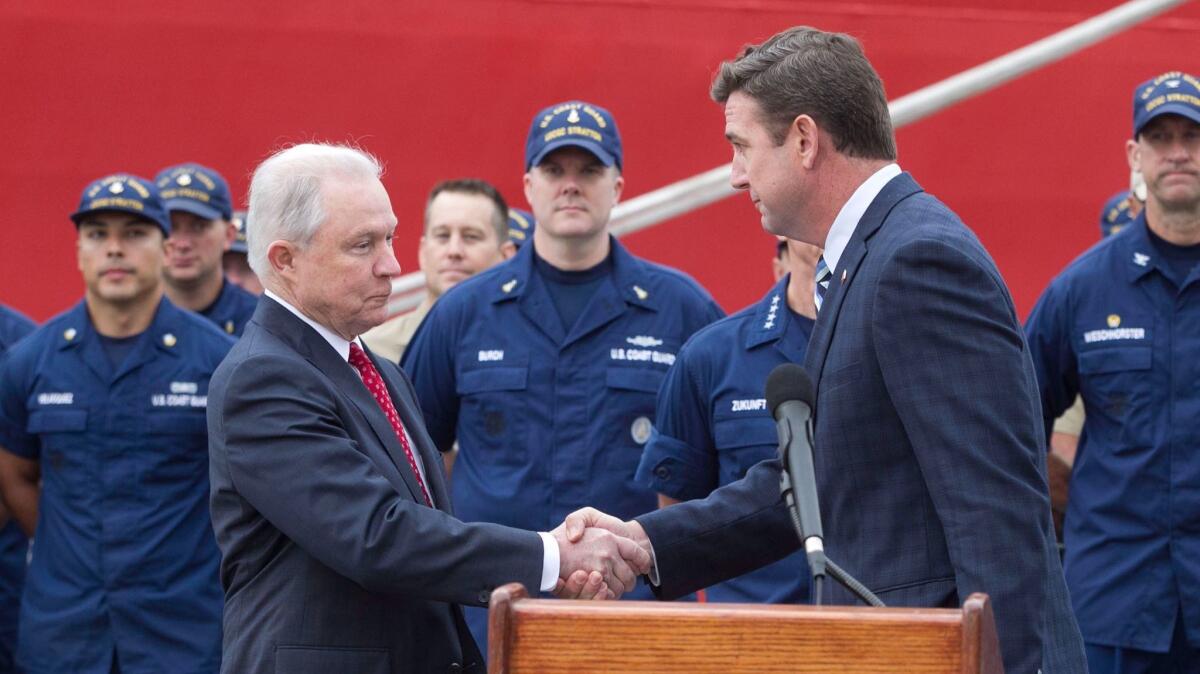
606, 367, 664, 393
1078, 346, 1152, 374
145, 414, 208, 435
26, 409, 88, 433
713, 417, 778, 451
457, 366, 528, 394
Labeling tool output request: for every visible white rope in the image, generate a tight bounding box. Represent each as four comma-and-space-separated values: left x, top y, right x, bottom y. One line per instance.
387, 0, 1187, 314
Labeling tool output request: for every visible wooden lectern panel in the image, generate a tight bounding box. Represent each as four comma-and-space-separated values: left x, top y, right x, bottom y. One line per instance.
489, 584, 1003, 674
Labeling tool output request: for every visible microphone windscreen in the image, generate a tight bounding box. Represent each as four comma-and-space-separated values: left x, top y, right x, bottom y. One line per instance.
765, 363, 815, 415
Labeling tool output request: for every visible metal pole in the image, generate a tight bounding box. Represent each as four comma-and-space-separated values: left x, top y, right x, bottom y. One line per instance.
387, 0, 1187, 313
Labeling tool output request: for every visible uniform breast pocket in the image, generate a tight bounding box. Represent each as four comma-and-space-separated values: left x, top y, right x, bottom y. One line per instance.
143, 413, 210, 473
27, 409, 88, 434
1078, 346, 1153, 449
604, 366, 665, 476
456, 366, 529, 465
145, 414, 208, 436
27, 409, 89, 481
713, 417, 778, 484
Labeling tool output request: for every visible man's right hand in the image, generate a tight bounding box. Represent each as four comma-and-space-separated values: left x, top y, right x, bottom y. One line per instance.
550, 520, 651, 599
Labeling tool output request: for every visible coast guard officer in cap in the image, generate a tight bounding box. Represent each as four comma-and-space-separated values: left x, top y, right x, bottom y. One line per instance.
1099, 189, 1143, 239
506, 207, 536, 248
0, 174, 231, 674
0, 304, 35, 673
158, 163, 258, 336
1026, 71, 1200, 672
635, 237, 820, 605
222, 211, 263, 295
403, 100, 724, 647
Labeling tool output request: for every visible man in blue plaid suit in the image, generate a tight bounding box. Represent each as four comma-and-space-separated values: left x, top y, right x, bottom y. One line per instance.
561, 26, 1087, 673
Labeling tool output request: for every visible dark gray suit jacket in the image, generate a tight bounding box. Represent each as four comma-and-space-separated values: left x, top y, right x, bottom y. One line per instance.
637, 173, 1087, 673
208, 297, 543, 674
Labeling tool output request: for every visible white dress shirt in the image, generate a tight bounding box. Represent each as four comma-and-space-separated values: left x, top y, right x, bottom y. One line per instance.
821, 163, 901, 275
264, 290, 559, 591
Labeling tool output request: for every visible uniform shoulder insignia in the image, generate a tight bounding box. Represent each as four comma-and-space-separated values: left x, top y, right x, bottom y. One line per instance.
63, 327, 77, 342
162, 333, 177, 347
502, 279, 518, 294
632, 285, 649, 300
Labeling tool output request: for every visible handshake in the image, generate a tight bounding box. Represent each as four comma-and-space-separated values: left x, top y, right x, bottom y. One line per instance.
549, 508, 654, 600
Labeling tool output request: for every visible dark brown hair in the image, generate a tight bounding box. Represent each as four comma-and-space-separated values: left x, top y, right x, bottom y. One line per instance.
711, 27, 896, 160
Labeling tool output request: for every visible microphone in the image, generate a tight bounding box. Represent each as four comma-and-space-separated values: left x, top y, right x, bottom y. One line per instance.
765, 364, 827, 594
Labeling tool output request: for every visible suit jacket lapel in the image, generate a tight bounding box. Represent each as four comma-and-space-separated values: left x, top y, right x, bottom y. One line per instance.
805, 173, 924, 401
254, 298, 426, 505
371, 350, 454, 514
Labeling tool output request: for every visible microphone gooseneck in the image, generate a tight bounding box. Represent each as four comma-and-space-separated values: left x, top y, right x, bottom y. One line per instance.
767, 363, 883, 607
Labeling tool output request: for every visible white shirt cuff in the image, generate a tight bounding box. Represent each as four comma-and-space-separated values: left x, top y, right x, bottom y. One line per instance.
538, 531, 559, 592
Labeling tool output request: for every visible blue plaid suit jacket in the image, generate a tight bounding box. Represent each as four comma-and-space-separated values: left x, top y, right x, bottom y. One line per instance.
638, 173, 1086, 673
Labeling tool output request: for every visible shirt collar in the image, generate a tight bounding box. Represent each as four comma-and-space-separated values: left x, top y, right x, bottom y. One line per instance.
821, 163, 901, 274
264, 289, 360, 362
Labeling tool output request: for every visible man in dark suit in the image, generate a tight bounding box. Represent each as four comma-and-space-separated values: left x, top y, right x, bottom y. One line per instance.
562, 27, 1086, 673
206, 143, 649, 674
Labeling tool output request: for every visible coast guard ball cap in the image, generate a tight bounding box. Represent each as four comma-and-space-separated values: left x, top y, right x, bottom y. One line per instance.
525, 100, 622, 171
155, 162, 233, 221
1132, 71, 1200, 137
70, 173, 172, 235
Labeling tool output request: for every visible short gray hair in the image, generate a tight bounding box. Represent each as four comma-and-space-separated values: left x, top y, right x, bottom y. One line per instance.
246, 143, 384, 279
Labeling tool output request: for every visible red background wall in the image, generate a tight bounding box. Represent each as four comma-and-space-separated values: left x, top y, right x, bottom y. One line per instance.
2, 0, 1197, 322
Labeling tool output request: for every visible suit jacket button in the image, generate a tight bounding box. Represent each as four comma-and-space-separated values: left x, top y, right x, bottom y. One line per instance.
448, 663, 463, 673
478, 590, 490, 604
655, 466, 670, 479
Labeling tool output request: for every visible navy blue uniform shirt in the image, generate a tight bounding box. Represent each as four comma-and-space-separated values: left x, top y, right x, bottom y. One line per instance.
402, 236, 722, 644
199, 278, 257, 337
636, 275, 813, 604
0, 297, 232, 674
1026, 215, 1200, 652
0, 304, 35, 673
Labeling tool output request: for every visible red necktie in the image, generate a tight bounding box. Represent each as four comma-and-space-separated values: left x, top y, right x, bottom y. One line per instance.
348, 342, 433, 507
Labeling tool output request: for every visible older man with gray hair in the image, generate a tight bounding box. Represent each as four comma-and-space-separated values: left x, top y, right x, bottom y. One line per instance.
206, 142, 650, 673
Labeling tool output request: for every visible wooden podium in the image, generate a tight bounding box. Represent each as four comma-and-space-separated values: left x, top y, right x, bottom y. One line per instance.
487, 583, 1003, 673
